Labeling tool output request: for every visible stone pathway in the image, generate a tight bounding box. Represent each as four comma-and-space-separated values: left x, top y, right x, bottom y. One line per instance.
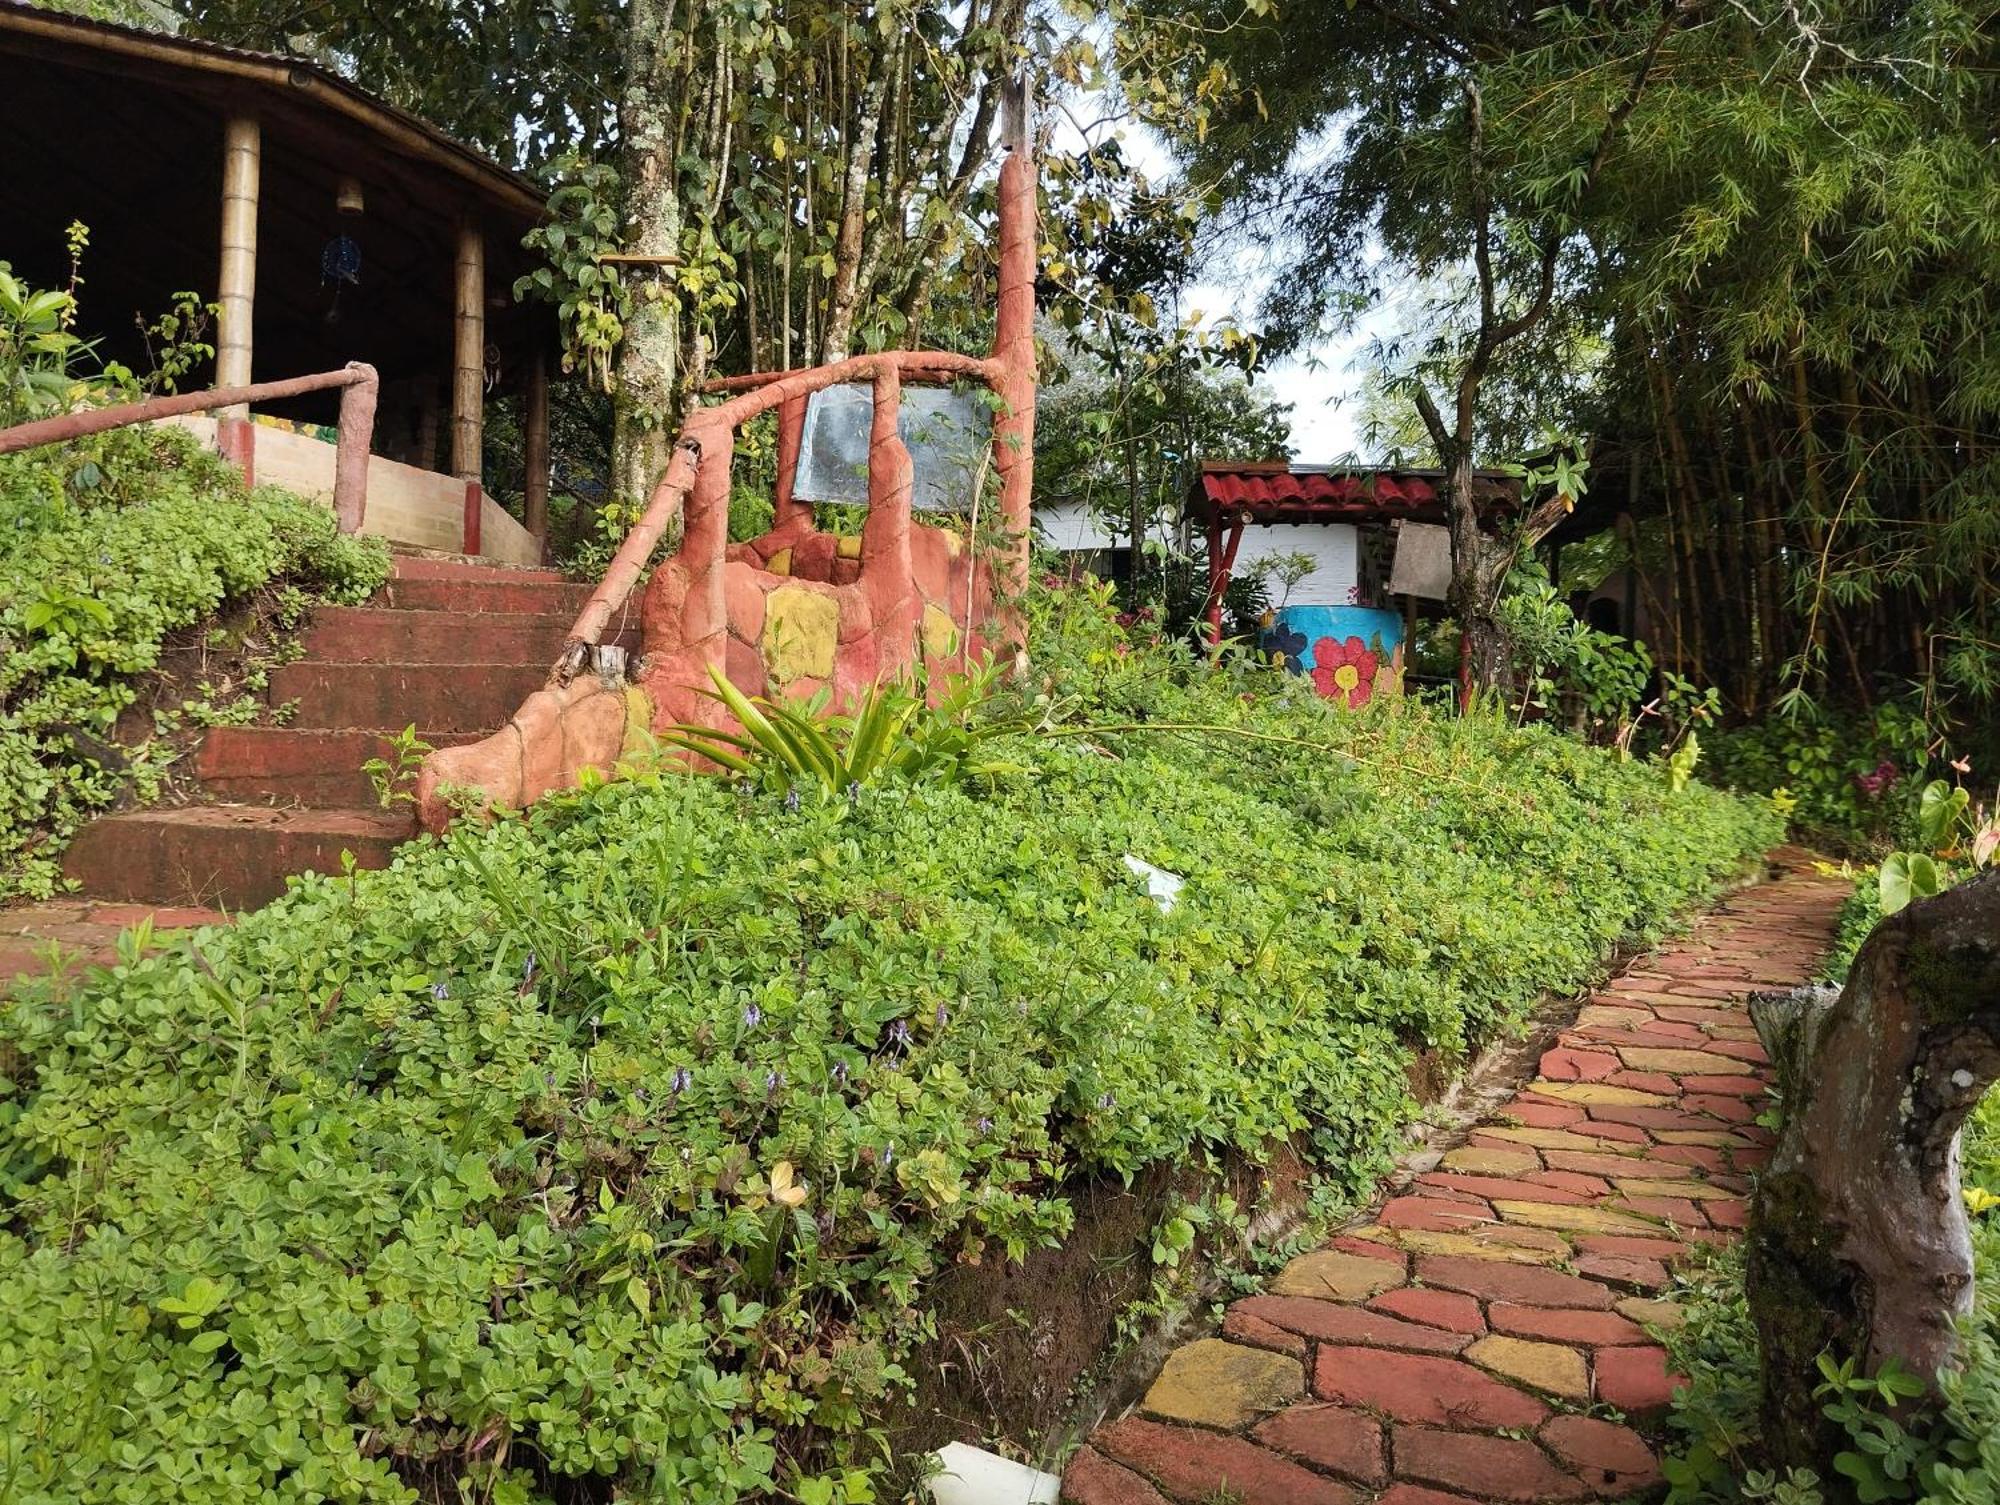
1062, 850, 1848, 1505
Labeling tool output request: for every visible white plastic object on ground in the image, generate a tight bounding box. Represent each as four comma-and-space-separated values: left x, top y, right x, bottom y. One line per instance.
1122, 854, 1185, 913
927, 1442, 1062, 1505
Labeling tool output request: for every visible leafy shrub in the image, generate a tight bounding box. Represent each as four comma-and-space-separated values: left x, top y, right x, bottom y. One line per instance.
0, 425, 389, 897
1705, 702, 1938, 852
0, 581, 1778, 1502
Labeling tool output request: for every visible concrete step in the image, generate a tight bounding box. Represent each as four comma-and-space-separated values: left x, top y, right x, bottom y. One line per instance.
195, 727, 482, 806
390, 554, 567, 584
270, 661, 552, 731
380, 574, 596, 615
2, 900, 227, 990
63, 805, 412, 909
303, 606, 570, 664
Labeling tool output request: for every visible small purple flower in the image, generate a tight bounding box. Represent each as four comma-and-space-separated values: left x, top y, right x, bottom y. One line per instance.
765, 1068, 784, 1094
882, 1142, 895, 1169
934, 1002, 950, 1029
845, 780, 861, 805
784, 788, 801, 813
831, 1060, 850, 1085
976, 1116, 994, 1135
1099, 1091, 1116, 1111
743, 1003, 763, 1030
887, 1019, 912, 1049
430, 980, 450, 1001
520, 952, 537, 987
669, 1066, 692, 1095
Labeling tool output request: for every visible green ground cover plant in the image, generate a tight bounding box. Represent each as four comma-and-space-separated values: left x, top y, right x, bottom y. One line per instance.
0, 581, 1779, 1503
0, 425, 389, 898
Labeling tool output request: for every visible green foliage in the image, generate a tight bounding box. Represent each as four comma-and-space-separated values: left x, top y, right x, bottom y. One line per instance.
0, 425, 389, 898
659, 663, 1033, 797
0, 579, 1776, 1502
1706, 702, 1938, 851
362, 725, 435, 811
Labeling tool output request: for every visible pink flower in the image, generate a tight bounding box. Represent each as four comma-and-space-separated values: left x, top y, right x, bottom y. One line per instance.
1310, 636, 1379, 708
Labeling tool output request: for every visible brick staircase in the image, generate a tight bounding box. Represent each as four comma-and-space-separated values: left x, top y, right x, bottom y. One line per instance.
59, 556, 634, 916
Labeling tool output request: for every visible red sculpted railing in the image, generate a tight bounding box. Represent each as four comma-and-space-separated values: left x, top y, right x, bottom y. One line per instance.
0, 364, 380, 531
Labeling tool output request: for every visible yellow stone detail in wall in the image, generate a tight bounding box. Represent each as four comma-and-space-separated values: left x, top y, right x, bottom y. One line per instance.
921, 603, 959, 659
618, 685, 657, 765
766, 547, 792, 577
835, 533, 863, 560
764, 585, 840, 683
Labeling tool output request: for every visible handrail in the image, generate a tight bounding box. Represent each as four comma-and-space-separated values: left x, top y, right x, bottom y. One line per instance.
0, 363, 381, 531
553, 347, 1005, 680
549, 130, 1037, 686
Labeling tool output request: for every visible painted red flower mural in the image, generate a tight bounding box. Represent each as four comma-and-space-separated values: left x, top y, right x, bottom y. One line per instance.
1310, 635, 1379, 707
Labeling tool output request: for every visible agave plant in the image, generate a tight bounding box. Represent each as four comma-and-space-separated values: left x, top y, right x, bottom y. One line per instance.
657, 662, 1033, 796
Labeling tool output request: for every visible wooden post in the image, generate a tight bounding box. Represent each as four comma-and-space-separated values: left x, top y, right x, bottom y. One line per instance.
523, 347, 551, 553
216, 115, 260, 478
452, 217, 485, 554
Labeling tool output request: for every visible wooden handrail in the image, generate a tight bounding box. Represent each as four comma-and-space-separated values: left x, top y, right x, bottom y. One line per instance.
0, 363, 380, 531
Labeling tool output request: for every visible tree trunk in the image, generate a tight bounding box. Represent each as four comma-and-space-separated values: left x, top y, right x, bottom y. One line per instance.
1444, 447, 1510, 697
1747, 869, 2000, 1472
611, 0, 688, 509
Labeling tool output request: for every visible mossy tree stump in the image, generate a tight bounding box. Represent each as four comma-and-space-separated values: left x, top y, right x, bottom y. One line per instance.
1748, 869, 2000, 1473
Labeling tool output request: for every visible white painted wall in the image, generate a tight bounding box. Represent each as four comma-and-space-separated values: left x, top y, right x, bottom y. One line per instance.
1232, 522, 1359, 607
1034, 498, 1118, 552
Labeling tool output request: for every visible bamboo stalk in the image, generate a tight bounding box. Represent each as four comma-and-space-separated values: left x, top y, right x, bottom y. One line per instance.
215, 116, 260, 419
451, 218, 485, 483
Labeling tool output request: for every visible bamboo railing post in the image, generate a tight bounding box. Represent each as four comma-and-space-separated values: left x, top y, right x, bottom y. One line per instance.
523, 347, 551, 552
332, 363, 379, 533
215, 115, 260, 479
452, 217, 486, 554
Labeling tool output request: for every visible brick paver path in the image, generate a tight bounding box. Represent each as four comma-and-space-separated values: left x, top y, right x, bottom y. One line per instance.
1062, 849, 1847, 1505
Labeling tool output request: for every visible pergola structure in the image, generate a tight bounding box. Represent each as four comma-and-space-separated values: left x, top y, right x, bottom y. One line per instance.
0, 2, 554, 559
1191, 460, 1519, 642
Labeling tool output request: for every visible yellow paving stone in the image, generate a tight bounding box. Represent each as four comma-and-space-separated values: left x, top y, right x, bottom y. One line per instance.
1350, 1225, 1568, 1266
1619, 1047, 1753, 1074
1578, 1005, 1655, 1028
1614, 1178, 1741, 1200
1492, 1200, 1664, 1235
1655, 1131, 1747, 1147
1467, 1335, 1591, 1400
1441, 1147, 1542, 1176
1529, 1081, 1674, 1107
1479, 1126, 1649, 1154
1140, 1338, 1302, 1427
1268, 1248, 1404, 1300
1617, 1297, 1688, 1331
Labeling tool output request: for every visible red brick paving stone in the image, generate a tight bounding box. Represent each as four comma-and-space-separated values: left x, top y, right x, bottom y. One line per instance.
1576, 1235, 1691, 1261
1706, 1198, 1751, 1230
1329, 1235, 1410, 1264
1094, 1418, 1356, 1505
1378, 1196, 1498, 1233
1312, 1347, 1550, 1429
1487, 1303, 1649, 1346
1650, 1144, 1730, 1173
1233, 1296, 1474, 1355
1574, 1252, 1670, 1289
1504, 1100, 1592, 1128
1733, 1145, 1772, 1171
1540, 1415, 1663, 1498
1366, 1287, 1486, 1335
1223, 1308, 1307, 1357
1252, 1404, 1388, 1483
1605, 1070, 1682, 1095
1540, 1047, 1620, 1081
1416, 1172, 1595, 1205
1062, 1446, 1172, 1505
1414, 1255, 1616, 1310
1543, 1148, 1692, 1180
1372, 1488, 1483, 1505
1685, 1093, 1760, 1123
1615, 1195, 1707, 1226
1684, 1073, 1769, 1097
1595, 1344, 1686, 1413
1700, 1039, 1771, 1064
1527, 1170, 1613, 1196
1391, 1426, 1592, 1502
